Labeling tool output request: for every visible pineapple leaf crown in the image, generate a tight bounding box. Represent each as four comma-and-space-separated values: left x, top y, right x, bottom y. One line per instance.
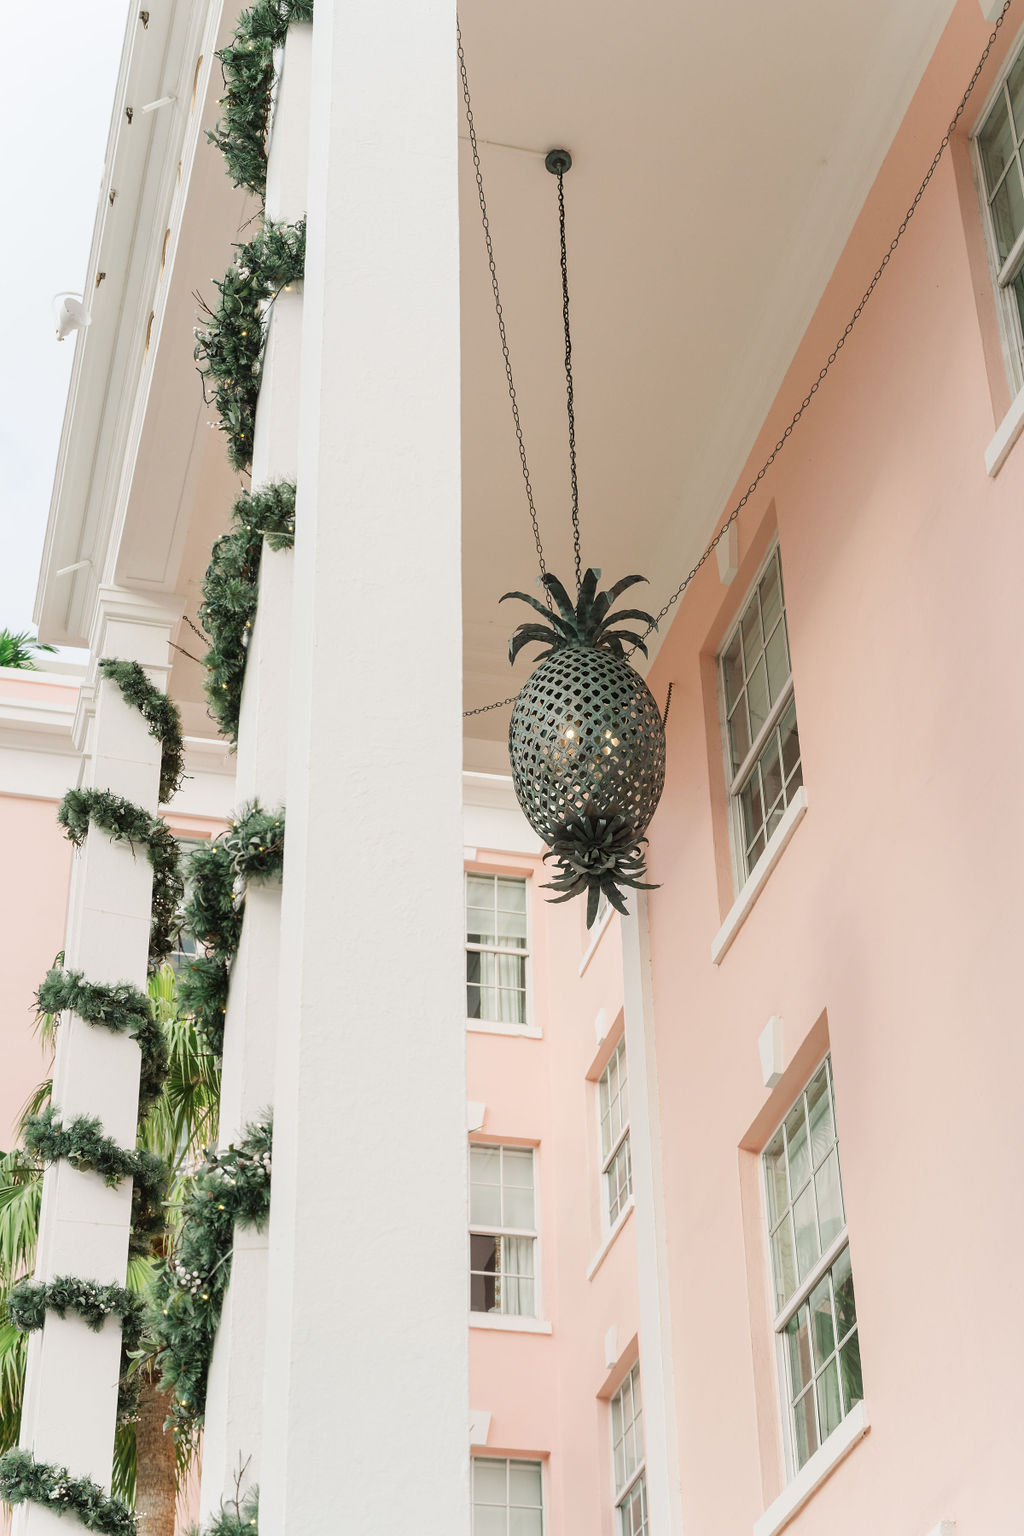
501, 567, 656, 666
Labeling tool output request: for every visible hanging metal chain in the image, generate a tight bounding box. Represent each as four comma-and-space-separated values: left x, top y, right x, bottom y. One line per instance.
632, 0, 1012, 652
557, 170, 583, 592
457, 19, 551, 605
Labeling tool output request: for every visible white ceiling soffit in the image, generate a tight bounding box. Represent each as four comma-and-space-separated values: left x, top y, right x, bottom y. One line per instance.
458, 0, 963, 737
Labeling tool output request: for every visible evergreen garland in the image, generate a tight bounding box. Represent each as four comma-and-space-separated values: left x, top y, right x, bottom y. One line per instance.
7, 1276, 145, 1349
35, 969, 168, 1119
198, 482, 296, 741
207, 0, 314, 198
57, 788, 184, 966
97, 658, 185, 806
177, 806, 285, 1055
0, 1449, 136, 1536
191, 1488, 259, 1535
22, 1109, 169, 1259
149, 1121, 272, 1433
194, 221, 306, 472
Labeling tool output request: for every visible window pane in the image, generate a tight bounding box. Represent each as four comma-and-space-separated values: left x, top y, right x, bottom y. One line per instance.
779, 697, 800, 778
792, 1387, 818, 1468
475, 1508, 507, 1536
746, 656, 770, 737
815, 1148, 845, 1250
832, 1245, 857, 1338
473, 1459, 508, 1502
741, 596, 763, 670
759, 554, 783, 636
1009, 55, 1024, 143
509, 1512, 542, 1536
785, 1103, 811, 1194
497, 878, 527, 912
816, 1358, 843, 1441
764, 1133, 789, 1226
467, 907, 497, 946
470, 1234, 498, 1312
722, 633, 744, 710
503, 1149, 534, 1185
981, 97, 1015, 188
765, 624, 790, 704
809, 1273, 835, 1368
991, 160, 1024, 261
771, 1215, 798, 1310
806, 1066, 835, 1166
741, 768, 764, 846
840, 1331, 864, 1410
467, 873, 495, 906
793, 1184, 820, 1279
509, 1463, 542, 1505
785, 1304, 814, 1395
503, 1185, 535, 1228
761, 731, 783, 812
728, 696, 751, 774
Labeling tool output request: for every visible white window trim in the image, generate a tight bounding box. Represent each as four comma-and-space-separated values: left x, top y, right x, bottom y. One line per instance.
597, 1036, 633, 1233
971, 24, 1024, 406
469, 1313, 553, 1335
471, 1454, 547, 1535
466, 870, 531, 1029
711, 787, 808, 964
752, 1401, 869, 1536
467, 1019, 543, 1040
715, 541, 801, 894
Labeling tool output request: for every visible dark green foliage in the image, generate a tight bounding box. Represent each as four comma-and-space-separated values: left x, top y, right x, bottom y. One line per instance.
56, 789, 185, 966
7, 1275, 145, 1349
0, 629, 57, 670
198, 483, 296, 742
149, 1121, 272, 1433
501, 567, 657, 664
207, 0, 314, 198
0, 1448, 137, 1535
542, 815, 657, 925
194, 222, 306, 472
22, 1110, 169, 1259
177, 807, 285, 1055
97, 658, 185, 805
191, 1488, 259, 1536
35, 969, 168, 1119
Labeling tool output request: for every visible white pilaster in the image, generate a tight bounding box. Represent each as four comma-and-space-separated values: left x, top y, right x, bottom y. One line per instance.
259, 0, 466, 1530
198, 23, 308, 1516
15, 592, 178, 1535
621, 897, 686, 1535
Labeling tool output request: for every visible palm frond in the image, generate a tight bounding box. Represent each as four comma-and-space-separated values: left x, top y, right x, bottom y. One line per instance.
0, 1155, 41, 1286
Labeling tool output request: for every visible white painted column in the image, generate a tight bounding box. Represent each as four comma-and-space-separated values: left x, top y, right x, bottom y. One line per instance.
621, 897, 687, 1535
259, 0, 467, 1530
198, 25, 310, 1518
16, 590, 179, 1535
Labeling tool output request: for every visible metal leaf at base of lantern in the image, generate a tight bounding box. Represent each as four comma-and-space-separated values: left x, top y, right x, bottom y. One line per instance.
502, 569, 667, 926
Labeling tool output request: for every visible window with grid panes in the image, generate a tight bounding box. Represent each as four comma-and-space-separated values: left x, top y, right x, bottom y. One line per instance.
763, 1057, 863, 1472
718, 546, 802, 882
611, 1363, 648, 1536
598, 1038, 633, 1225
472, 1458, 543, 1536
466, 873, 528, 1025
469, 1144, 537, 1317
975, 43, 1024, 392
169, 839, 204, 978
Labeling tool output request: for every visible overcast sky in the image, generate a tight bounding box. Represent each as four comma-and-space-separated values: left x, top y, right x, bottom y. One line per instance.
0, 1, 128, 643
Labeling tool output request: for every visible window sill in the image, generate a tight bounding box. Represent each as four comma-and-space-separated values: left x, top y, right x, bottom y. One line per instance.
467, 1020, 542, 1040
985, 386, 1024, 476
711, 788, 808, 965
469, 1313, 552, 1335
578, 904, 616, 976
752, 1401, 869, 1536
586, 1198, 635, 1280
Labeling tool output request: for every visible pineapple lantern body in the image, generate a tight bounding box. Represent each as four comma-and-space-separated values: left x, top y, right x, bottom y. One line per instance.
508, 647, 665, 852
502, 568, 667, 925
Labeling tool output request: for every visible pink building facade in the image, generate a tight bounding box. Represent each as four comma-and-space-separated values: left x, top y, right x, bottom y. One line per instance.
6, 1, 1024, 1534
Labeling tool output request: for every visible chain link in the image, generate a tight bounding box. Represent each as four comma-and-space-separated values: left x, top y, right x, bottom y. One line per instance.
457, 20, 551, 608
632, 0, 1011, 651
557, 171, 583, 593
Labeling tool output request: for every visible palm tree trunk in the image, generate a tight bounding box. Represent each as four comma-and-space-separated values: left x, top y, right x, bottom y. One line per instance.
134, 1377, 178, 1536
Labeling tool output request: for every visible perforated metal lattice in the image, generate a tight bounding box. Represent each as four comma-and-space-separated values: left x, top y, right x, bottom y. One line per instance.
508, 648, 666, 847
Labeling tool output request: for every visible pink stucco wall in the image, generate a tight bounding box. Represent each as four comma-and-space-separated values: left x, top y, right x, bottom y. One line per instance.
637, 2, 1024, 1530
467, 849, 638, 1535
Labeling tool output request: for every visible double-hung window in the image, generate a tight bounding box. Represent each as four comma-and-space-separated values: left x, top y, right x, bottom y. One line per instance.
611, 1363, 648, 1536
763, 1056, 863, 1472
718, 545, 802, 883
472, 1458, 543, 1535
975, 45, 1024, 393
466, 873, 529, 1025
470, 1144, 537, 1317
598, 1038, 633, 1226
170, 838, 203, 977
